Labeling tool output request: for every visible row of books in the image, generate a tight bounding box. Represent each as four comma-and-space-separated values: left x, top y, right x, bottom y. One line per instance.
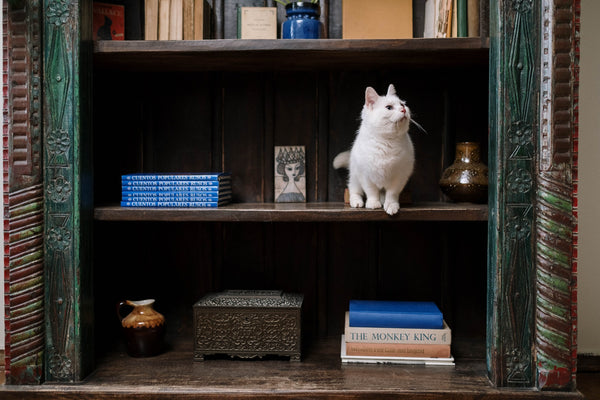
427, 0, 481, 39
120, 173, 232, 208
341, 300, 454, 366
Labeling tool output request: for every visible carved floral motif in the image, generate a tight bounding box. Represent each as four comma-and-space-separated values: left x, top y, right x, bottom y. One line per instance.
47, 175, 72, 203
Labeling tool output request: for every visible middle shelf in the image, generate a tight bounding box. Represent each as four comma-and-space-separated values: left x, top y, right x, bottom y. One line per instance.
94, 202, 488, 222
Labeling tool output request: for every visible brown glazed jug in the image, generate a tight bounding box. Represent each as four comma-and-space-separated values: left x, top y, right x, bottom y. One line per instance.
439, 142, 488, 203
117, 299, 165, 357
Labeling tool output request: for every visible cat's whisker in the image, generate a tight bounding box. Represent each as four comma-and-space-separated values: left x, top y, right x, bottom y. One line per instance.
410, 119, 428, 134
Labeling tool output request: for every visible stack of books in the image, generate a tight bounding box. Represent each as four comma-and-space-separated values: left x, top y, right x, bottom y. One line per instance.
341, 300, 454, 366
120, 173, 232, 208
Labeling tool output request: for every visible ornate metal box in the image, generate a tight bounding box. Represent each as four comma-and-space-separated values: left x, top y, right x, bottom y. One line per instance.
193, 290, 303, 361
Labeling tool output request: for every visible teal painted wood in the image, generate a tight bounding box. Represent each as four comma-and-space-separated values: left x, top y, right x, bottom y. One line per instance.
43, 0, 94, 382
487, 0, 540, 387
3, 0, 45, 384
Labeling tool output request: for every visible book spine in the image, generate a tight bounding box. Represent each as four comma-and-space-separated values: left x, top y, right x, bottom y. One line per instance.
345, 327, 451, 345
122, 185, 229, 192
122, 180, 226, 186
169, 0, 183, 39
183, 0, 195, 39
122, 173, 229, 181
158, 0, 171, 40
120, 201, 228, 207
145, 0, 159, 39
349, 311, 443, 329
122, 193, 230, 201
467, 0, 479, 37
457, 0, 467, 37
345, 342, 451, 358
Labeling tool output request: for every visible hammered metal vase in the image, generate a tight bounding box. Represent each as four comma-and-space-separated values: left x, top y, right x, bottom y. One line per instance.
117, 299, 166, 357
439, 142, 488, 203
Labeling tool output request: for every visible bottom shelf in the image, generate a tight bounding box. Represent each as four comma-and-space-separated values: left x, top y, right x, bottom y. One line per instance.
0, 337, 584, 399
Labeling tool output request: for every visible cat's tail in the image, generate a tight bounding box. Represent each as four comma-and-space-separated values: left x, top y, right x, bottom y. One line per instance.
333, 151, 350, 169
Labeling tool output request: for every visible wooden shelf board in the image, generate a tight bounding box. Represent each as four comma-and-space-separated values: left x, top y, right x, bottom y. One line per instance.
93, 38, 489, 71
94, 202, 488, 222
0, 337, 582, 399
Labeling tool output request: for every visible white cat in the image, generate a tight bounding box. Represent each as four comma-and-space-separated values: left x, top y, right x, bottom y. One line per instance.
333, 84, 414, 216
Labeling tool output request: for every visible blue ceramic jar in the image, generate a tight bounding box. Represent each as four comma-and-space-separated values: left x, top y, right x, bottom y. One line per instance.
282, 2, 321, 39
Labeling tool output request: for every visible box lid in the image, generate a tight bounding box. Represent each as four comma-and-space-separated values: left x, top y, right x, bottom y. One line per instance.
194, 290, 303, 308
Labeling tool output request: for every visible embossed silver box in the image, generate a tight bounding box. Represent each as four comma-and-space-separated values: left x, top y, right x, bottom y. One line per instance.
193, 290, 303, 361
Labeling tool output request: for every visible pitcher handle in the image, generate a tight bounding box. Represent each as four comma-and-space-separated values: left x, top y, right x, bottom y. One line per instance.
116, 300, 130, 322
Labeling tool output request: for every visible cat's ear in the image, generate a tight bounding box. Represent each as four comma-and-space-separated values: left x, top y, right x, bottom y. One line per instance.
387, 84, 396, 96
365, 87, 379, 108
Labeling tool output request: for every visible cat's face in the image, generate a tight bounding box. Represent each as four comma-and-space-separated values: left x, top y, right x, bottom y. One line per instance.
362, 84, 411, 131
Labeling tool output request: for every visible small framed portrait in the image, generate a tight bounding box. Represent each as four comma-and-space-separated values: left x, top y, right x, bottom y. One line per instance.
274, 146, 306, 203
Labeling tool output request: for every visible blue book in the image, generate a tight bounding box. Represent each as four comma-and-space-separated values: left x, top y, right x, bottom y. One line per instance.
120, 200, 230, 208
349, 300, 443, 329
122, 180, 227, 187
121, 185, 231, 192
122, 173, 231, 181
122, 192, 231, 201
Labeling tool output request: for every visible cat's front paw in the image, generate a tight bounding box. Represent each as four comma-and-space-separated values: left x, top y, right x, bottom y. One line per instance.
365, 198, 382, 209
349, 194, 364, 208
384, 201, 400, 215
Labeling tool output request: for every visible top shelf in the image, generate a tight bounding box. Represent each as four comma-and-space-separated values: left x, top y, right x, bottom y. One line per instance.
93, 38, 489, 71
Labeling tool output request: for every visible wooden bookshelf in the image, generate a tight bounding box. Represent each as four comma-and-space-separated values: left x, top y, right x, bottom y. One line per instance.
94, 202, 488, 222
93, 38, 489, 71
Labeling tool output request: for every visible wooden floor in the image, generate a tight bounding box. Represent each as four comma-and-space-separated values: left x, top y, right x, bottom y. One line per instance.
0, 347, 597, 399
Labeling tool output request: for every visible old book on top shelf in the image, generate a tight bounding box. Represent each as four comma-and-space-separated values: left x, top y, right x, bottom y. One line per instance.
342, 0, 413, 39
344, 312, 451, 345
467, 0, 479, 37
169, 0, 183, 39
340, 336, 455, 366
456, 0, 467, 37
93, 2, 125, 40
158, 0, 171, 39
349, 300, 443, 329
145, 0, 159, 39
237, 7, 277, 39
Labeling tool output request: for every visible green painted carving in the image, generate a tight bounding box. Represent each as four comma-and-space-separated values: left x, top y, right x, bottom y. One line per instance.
43, 0, 93, 382
488, 0, 539, 387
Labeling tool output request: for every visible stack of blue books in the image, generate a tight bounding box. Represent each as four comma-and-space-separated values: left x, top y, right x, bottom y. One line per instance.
120, 173, 232, 208
341, 300, 454, 365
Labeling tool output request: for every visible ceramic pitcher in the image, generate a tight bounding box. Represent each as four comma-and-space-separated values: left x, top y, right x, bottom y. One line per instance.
117, 299, 166, 357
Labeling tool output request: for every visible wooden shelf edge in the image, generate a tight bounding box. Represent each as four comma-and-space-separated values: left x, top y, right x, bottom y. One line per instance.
93, 38, 489, 71
94, 202, 488, 222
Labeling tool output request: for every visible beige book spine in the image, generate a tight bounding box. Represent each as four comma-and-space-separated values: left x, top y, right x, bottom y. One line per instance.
169, 0, 183, 40
193, 0, 204, 40
144, 0, 159, 40
158, 0, 170, 40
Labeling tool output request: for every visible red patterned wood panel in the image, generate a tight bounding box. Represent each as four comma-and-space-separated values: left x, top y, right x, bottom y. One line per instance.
535, 0, 579, 391
3, 0, 44, 385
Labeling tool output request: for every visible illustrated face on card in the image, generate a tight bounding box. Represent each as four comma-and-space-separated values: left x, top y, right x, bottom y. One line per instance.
275, 146, 306, 203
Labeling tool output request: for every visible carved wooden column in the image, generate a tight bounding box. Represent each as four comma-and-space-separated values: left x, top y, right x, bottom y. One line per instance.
3, 0, 45, 385
488, 0, 579, 390
535, 0, 579, 390
488, 0, 540, 388
43, 0, 94, 382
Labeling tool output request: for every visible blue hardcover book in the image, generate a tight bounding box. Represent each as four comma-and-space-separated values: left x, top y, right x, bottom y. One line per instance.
121, 185, 231, 192
120, 200, 230, 208
122, 192, 232, 201
122, 180, 230, 187
122, 173, 231, 181
349, 300, 443, 329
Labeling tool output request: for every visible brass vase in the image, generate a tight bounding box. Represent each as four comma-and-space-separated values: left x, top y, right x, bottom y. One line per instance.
439, 142, 488, 203
117, 299, 166, 357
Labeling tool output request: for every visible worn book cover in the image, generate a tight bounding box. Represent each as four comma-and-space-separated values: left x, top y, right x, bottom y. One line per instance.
342, 0, 412, 39
238, 7, 277, 39
93, 2, 125, 40
341, 336, 455, 365
344, 312, 451, 344
345, 341, 451, 358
